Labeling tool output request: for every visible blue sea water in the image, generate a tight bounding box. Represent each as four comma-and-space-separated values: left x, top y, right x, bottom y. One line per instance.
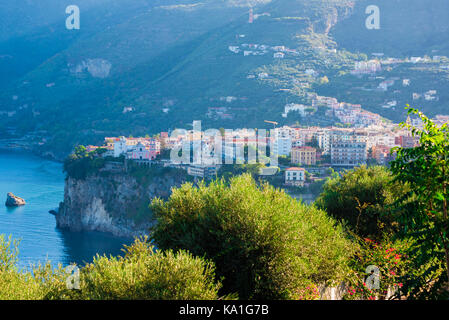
0, 149, 132, 270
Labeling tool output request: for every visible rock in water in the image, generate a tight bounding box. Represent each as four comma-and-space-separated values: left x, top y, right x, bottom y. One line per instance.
5, 193, 26, 207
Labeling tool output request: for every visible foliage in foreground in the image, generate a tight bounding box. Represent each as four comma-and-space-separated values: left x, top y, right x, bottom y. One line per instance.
316, 166, 408, 240
150, 174, 356, 300
0, 235, 69, 300
344, 237, 411, 300
74, 238, 223, 300
390, 108, 449, 299
0, 236, 223, 300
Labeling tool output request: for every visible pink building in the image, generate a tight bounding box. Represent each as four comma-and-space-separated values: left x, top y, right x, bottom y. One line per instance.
130, 140, 160, 160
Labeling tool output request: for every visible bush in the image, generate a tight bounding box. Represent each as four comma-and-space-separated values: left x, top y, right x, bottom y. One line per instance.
316, 166, 407, 239
344, 237, 411, 300
0, 235, 223, 300
0, 235, 68, 300
150, 174, 355, 299
72, 237, 223, 300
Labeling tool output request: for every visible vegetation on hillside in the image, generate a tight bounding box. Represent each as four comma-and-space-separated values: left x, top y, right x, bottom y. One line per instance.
6, 0, 449, 155
63, 145, 110, 180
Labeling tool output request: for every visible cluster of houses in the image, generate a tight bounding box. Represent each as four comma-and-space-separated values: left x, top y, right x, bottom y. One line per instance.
413, 90, 439, 102
87, 136, 162, 161
84, 111, 449, 187
275, 122, 423, 187
351, 60, 382, 75
228, 43, 300, 59
304, 93, 384, 127
379, 54, 445, 65
281, 94, 383, 128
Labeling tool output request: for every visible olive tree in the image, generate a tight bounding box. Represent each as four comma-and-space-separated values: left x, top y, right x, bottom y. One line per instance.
150, 174, 355, 299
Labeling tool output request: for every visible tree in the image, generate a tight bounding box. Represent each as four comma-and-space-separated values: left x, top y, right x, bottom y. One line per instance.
319, 76, 329, 84
63, 146, 107, 180
150, 174, 355, 299
316, 166, 407, 240
74, 237, 224, 300
73, 145, 88, 159
390, 108, 449, 298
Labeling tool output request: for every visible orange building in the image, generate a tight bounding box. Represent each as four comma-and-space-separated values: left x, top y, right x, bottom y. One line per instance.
291, 146, 317, 165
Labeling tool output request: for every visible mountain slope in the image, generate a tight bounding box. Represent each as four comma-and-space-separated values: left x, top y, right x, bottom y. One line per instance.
1, 0, 449, 157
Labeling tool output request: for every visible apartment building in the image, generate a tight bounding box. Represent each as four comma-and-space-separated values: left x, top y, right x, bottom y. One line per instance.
285, 167, 306, 187
331, 141, 367, 167
291, 146, 317, 165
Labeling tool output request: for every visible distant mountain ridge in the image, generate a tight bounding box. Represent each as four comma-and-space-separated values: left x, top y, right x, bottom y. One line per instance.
1, 0, 449, 156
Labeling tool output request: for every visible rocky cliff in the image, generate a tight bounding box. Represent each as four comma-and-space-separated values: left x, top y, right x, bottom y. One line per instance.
56, 166, 187, 237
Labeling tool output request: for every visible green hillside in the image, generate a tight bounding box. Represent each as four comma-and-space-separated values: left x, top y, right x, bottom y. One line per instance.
1, 0, 449, 157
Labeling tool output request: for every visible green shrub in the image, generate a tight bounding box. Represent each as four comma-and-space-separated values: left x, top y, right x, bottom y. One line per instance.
316, 166, 408, 239
0, 235, 223, 300
67, 237, 223, 300
150, 174, 355, 299
0, 235, 69, 300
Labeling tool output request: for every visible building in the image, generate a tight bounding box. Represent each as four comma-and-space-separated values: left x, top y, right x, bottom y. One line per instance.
331, 141, 367, 167
315, 130, 331, 154
187, 165, 218, 180
113, 136, 128, 157
285, 167, 305, 186
228, 46, 240, 54
130, 142, 158, 161
274, 52, 285, 59
273, 136, 292, 157
282, 103, 308, 118
351, 60, 382, 75
272, 127, 293, 156
291, 147, 317, 166
111, 136, 160, 160
371, 145, 395, 166
395, 135, 419, 148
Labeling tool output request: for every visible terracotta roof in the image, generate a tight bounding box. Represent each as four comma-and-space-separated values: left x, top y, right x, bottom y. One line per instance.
286, 167, 305, 171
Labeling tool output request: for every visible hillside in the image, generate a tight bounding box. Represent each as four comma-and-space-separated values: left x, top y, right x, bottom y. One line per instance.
1, 0, 449, 157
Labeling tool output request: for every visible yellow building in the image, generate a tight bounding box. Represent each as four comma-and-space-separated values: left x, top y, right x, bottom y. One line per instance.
291, 147, 316, 165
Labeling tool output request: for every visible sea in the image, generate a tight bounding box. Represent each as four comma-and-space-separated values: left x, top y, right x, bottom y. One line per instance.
0, 149, 132, 270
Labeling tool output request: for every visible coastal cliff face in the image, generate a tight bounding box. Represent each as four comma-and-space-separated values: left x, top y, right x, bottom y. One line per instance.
57, 168, 187, 237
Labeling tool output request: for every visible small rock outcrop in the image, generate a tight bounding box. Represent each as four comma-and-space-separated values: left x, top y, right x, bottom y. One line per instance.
5, 193, 26, 207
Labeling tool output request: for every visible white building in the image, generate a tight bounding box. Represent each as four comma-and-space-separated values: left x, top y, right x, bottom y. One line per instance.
187, 165, 218, 180
315, 130, 331, 154
228, 46, 240, 53
285, 167, 305, 186
273, 127, 294, 156
282, 103, 308, 118
273, 137, 292, 157
113, 137, 128, 157
274, 52, 285, 59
